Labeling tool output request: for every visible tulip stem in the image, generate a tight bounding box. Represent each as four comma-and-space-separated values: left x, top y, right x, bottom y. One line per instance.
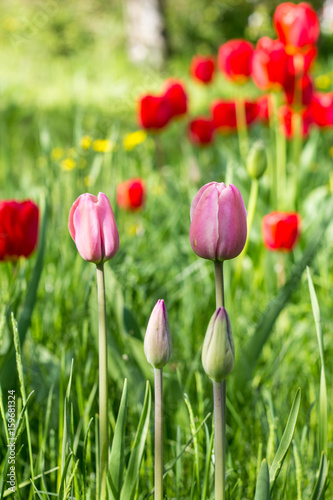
214, 261, 225, 308
154, 368, 163, 500
96, 263, 108, 499
213, 380, 226, 500
235, 97, 249, 165
214, 260, 226, 500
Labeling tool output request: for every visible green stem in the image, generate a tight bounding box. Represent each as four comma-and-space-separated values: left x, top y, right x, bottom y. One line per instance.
235, 97, 249, 165
291, 112, 302, 211
96, 263, 108, 499
214, 261, 224, 309
213, 381, 226, 500
154, 368, 163, 500
214, 261, 226, 500
270, 93, 286, 210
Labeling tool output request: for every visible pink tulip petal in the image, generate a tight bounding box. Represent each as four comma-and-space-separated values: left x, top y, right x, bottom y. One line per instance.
217, 185, 247, 260
189, 184, 220, 260
97, 193, 119, 259
73, 194, 102, 263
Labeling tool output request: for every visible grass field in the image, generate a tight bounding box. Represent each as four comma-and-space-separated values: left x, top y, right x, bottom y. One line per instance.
0, 1, 332, 499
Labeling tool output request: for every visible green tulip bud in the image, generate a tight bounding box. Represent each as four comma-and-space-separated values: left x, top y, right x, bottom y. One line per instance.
246, 140, 267, 180
202, 307, 234, 382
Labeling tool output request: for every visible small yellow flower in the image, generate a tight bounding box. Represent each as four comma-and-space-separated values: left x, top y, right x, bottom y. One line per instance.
80, 135, 92, 150
329, 146, 333, 158
127, 223, 145, 236
84, 175, 95, 187
315, 75, 331, 90
93, 139, 115, 153
61, 158, 76, 171
51, 147, 64, 161
123, 130, 147, 151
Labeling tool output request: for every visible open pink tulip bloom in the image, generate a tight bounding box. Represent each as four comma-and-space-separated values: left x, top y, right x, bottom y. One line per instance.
69, 192, 119, 264
190, 182, 247, 261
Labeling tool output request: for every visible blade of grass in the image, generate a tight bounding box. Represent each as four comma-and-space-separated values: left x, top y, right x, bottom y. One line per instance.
109, 378, 128, 500
307, 267, 328, 455
269, 388, 301, 489
184, 393, 201, 497
310, 453, 328, 500
58, 452, 73, 499
82, 417, 94, 500
254, 459, 270, 500
120, 381, 151, 500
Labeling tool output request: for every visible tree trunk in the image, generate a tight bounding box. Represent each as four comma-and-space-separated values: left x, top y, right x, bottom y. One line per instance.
125, 0, 167, 69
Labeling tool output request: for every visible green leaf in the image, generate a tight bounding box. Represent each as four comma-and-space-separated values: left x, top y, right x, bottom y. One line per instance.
108, 378, 128, 500
234, 206, 333, 389
269, 388, 301, 488
310, 453, 328, 500
255, 459, 270, 500
120, 381, 151, 500
307, 267, 328, 455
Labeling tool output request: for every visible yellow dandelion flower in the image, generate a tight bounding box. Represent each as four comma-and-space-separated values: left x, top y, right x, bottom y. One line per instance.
329, 146, 333, 158
315, 75, 331, 90
51, 147, 64, 161
80, 135, 92, 150
123, 130, 147, 151
93, 139, 116, 153
61, 158, 76, 171
84, 175, 95, 187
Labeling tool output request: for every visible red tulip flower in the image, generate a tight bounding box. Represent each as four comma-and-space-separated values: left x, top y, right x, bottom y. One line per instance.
257, 95, 270, 124
274, 2, 320, 50
117, 178, 146, 211
251, 37, 289, 91
283, 73, 314, 108
278, 105, 312, 139
138, 94, 172, 131
190, 55, 215, 84
0, 200, 39, 260
188, 117, 215, 146
211, 99, 259, 132
287, 46, 317, 75
309, 92, 333, 128
262, 211, 300, 251
218, 39, 254, 83
162, 79, 188, 118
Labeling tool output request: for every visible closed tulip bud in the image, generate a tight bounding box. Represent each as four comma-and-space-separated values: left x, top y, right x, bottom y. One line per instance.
202, 308, 235, 382
68, 192, 119, 264
274, 2, 320, 50
188, 117, 215, 146
246, 140, 267, 179
190, 55, 215, 84
144, 300, 172, 369
189, 182, 247, 262
218, 39, 254, 83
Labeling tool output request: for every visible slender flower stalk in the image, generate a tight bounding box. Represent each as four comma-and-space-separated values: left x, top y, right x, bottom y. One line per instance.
96, 263, 108, 498
144, 300, 172, 500
235, 97, 249, 164
154, 368, 163, 500
214, 261, 226, 500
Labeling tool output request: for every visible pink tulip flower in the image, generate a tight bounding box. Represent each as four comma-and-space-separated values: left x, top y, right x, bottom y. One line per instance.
189, 182, 247, 261
69, 192, 119, 264
144, 299, 172, 369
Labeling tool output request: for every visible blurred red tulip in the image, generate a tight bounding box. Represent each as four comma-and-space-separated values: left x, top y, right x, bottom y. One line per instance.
138, 95, 172, 130
0, 200, 39, 260
188, 117, 215, 146
117, 178, 146, 211
211, 99, 259, 131
278, 105, 312, 138
163, 79, 188, 118
274, 2, 320, 50
309, 92, 333, 127
257, 95, 270, 124
262, 211, 300, 251
218, 39, 254, 83
287, 46, 317, 75
252, 37, 289, 91
190, 55, 215, 84
283, 73, 314, 108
